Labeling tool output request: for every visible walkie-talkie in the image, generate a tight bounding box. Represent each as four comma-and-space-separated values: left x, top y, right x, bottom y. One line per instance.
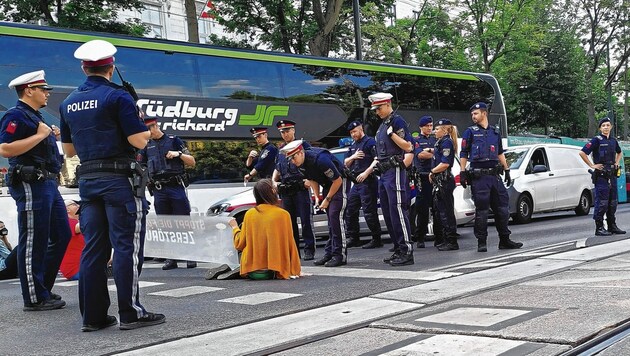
115, 67, 139, 101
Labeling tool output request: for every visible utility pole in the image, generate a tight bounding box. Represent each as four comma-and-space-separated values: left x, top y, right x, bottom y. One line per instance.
352, 0, 362, 60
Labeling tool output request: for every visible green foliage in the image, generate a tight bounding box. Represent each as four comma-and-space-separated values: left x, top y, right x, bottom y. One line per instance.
0, 0, 148, 36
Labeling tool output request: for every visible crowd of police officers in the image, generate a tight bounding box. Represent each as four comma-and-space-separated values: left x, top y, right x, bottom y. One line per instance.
2, 37, 626, 332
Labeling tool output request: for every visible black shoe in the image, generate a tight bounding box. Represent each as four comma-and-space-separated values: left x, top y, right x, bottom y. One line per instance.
205, 264, 231, 280
388, 246, 396, 252
186, 261, 197, 269
162, 260, 178, 270
50, 292, 62, 301
362, 240, 383, 249
434, 239, 444, 247
23, 299, 66, 312
120, 312, 165, 330
217, 267, 241, 280
82, 315, 118, 332
324, 256, 345, 267
389, 254, 414, 266
478, 240, 487, 252
346, 239, 362, 248
498, 239, 523, 249
313, 256, 332, 266
303, 251, 315, 261
608, 224, 626, 234
417, 241, 425, 248
383, 252, 400, 264
437, 243, 459, 251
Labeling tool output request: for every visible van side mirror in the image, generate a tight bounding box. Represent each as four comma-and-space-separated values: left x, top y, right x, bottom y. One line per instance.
532, 164, 548, 173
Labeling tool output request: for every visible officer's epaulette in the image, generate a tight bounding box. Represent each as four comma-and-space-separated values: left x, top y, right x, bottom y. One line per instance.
493, 125, 500, 134
596, 135, 603, 140
168, 135, 175, 139
469, 125, 480, 131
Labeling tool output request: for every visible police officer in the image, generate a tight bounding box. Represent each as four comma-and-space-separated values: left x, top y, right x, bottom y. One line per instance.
363, 93, 414, 266
579, 117, 626, 236
430, 119, 459, 251
412, 116, 435, 248
59, 40, 165, 331
245, 127, 278, 181
343, 121, 382, 249
139, 117, 198, 270
281, 140, 350, 267
0, 70, 70, 311
272, 120, 316, 260
460, 102, 522, 252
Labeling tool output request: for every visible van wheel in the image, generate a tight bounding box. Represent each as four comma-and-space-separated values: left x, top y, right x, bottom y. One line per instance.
514, 194, 532, 224
575, 190, 591, 216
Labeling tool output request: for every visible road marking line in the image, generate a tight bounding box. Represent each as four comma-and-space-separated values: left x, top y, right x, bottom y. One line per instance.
218, 292, 301, 305
148, 286, 223, 297
416, 307, 531, 327
116, 297, 422, 356
301, 266, 460, 281
108, 281, 163, 292
382, 334, 525, 355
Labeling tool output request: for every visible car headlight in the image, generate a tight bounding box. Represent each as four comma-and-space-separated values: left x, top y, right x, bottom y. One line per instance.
207, 203, 231, 215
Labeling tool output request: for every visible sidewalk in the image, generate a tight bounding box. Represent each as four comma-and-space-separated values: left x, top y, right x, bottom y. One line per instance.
119, 238, 630, 355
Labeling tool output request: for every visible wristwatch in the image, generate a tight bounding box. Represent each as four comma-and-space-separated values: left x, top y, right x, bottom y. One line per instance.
325, 196, 331, 202
177, 151, 183, 157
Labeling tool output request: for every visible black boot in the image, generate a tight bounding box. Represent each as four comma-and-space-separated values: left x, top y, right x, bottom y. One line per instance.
595, 221, 613, 236
477, 239, 487, 252
434, 235, 445, 248
362, 237, 383, 249
498, 236, 523, 249
438, 236, 459, 251
416, 234, 425, 248
162, 259, 178, 270
346, 237, 363, 248
607, 219, 626, 234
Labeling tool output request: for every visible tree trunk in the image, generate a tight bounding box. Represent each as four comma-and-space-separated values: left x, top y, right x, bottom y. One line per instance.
624, 65, 629, 140
185, 0, 200, 43
586, 81, 597, 137
309, 0, 344, 57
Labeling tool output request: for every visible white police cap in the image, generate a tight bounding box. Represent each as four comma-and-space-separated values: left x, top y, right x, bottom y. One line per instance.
280, 139, 304, 158
368, 93, 393, 110
74, 40, 117, 67
8, 70, 53, 90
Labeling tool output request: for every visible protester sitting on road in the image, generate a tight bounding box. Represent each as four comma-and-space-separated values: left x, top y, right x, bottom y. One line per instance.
211, 179, 301, 280
59, 200, 85, 280
0, 220, 18, 280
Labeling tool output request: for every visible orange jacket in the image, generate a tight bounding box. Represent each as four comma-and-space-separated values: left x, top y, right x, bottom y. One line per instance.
232, 204, 301, 279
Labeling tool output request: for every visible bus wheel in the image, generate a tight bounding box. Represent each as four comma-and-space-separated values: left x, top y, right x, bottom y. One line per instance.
513, 194, 532, 224
575, 190, 591, 216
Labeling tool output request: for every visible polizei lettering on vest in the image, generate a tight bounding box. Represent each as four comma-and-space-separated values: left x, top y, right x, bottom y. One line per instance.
67, 100, 98, 113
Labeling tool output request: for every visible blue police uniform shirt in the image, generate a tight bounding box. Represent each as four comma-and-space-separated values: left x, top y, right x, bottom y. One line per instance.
376, 113, 412, 160
582, 134, 621, 165
413, 134, 436, 172
433, 136, 455, 169
59, 76, 147, 162
302, 147, 343, 189
460, 124, 503, 168
276, 141, 311, 182
0, 101, 62, 173
138, 134, 187, 178
345, 135, 377, 174
249, 142, 278, 179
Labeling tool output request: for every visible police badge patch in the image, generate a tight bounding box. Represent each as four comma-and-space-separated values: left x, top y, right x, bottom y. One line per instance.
261, 149, 269, 159
324, 168, 334, 179
396, 128, 405, 138
443, 148, 450, 157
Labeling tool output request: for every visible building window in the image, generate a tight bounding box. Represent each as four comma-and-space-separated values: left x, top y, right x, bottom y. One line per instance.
141, 4, 164, 38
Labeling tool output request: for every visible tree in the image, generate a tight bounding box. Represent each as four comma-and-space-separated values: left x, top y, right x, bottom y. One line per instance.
209, 0, 393, 57
571, 0, 630, 136
0, 0, 148, 35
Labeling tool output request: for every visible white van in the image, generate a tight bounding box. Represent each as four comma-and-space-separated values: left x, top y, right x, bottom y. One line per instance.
504, 143, 594, 224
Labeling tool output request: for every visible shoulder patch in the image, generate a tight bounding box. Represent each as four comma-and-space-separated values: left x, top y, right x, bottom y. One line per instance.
324, 168, 334, 179
396, 128, 405, 138
5, 121, 17, 134
443, 148, 451, 157
261, 149, 269, 159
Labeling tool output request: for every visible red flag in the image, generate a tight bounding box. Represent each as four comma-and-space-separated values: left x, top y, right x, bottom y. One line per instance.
200, 1, 216, 19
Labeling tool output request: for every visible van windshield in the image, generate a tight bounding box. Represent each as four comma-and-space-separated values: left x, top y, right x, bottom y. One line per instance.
505, 148, 529, 169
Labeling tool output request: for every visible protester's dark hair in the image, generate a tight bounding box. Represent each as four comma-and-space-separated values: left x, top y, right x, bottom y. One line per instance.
253, 179, 279, 207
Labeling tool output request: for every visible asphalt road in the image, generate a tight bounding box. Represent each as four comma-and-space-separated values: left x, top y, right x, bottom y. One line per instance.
1, 204, 629, 355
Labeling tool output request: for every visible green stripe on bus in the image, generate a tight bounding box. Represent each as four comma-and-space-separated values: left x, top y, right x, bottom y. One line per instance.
1, 26, 480, 81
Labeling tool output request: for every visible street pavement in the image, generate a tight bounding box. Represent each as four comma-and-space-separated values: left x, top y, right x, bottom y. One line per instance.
3, 208, 630, 355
